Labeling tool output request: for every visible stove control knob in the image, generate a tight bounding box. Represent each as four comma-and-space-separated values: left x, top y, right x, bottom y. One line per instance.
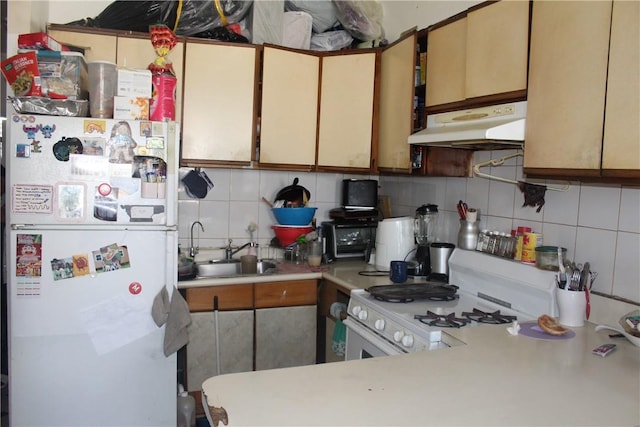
393, 331, 404, 342
351, 306, 362, 316
357, 310, 368, 321
401, 334, 414, 348
374, 319, 386, 330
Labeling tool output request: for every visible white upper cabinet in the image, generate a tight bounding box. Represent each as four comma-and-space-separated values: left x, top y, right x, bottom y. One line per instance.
465, 0, 529, 100
425, 1, 529, 109
525, 0, 639, 178
181, 40, 258, 165
602, 0, 640, 174
377, 33, 416, 172
259, 46, 319, 168
317, 52, 376, 170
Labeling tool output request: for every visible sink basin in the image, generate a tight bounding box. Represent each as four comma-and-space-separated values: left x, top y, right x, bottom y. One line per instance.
194, 259, 277, 278
256, 260, 277, 274
196, 259, 241, 277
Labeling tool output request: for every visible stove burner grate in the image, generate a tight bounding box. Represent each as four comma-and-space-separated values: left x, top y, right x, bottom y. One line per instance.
462, 308, 517, 324
372, 294, 458, 304
414, 311, 470, 328
366, 283, 459, 303
373, 295, 414, 303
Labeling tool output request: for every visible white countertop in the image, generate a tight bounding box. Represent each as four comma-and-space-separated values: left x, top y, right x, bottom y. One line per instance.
177, 259, 387, 290
189, 260, 640, 426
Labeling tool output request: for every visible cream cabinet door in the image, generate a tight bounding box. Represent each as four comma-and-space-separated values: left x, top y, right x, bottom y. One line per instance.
377, 33, 416, 172
260, 47, 320, 167
317, 52, 376, 170
465, 0, 529, 99
47, 27, 117, 63
255, 305, 317, 371
602, 1, 640, 172
187, 310, 254, 391
117, 35, 185, 122
425, 18, 466, 107
181, 41, 258, 164
524, 1, 611, 173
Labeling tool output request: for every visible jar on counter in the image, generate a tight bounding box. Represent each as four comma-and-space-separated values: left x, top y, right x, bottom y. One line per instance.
514, 226, 532, 261
476, 229, 489, 252
458, 219, 479, 250
521, 232, 543, 264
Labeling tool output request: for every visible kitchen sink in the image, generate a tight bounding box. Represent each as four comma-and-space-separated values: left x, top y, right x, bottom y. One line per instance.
194, 259, 277, 279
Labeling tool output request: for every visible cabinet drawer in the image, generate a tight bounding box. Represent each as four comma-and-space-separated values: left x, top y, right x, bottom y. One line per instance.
255, 280, 317, 308
186, 284, 253, 311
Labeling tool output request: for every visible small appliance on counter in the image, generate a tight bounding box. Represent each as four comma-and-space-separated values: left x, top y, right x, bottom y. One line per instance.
412, 204, 439, 277
328, 179, 378, 221
429, 242, 456, 282
323, 179, 379, 262
322, 220, 377, 262
374, 216, 415, 272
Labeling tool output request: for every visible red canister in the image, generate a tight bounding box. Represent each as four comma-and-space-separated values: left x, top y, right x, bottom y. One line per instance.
150, 74, 176, 121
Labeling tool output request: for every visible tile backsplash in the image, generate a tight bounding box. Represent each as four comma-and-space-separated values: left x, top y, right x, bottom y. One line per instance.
381, 149, 640, 307
177, 168, 376, 259
178, 149, 639, 310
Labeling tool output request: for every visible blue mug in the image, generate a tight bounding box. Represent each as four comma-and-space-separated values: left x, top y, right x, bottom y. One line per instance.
389, 260, 408, 283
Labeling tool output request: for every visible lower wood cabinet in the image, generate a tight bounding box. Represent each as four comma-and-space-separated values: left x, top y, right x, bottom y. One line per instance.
184, 279, 318, 390
186, 310, 253, 391
255, 305, 317, 370
254, 279, 318, 370
185, 284, 254, 391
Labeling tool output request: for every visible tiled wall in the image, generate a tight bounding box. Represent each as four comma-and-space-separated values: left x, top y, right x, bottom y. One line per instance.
177, 149, 639, 308
380, 149, 640, 306
177, 168, 375, 259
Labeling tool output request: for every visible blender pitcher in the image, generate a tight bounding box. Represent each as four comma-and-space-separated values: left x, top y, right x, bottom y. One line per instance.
413, 204, 438, 276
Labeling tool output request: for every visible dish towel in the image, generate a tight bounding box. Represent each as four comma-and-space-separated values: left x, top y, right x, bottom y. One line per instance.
151, 287, 170, 327
151, 286, 192, 357
330, 302, 347, 357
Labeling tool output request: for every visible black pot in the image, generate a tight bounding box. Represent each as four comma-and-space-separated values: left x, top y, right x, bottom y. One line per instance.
274, 177, 310, 207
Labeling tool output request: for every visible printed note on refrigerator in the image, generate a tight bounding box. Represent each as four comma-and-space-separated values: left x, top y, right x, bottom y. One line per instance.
80, 294, 158, 355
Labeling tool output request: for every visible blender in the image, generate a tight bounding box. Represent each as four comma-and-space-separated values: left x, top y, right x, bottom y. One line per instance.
412, 204, 439, 276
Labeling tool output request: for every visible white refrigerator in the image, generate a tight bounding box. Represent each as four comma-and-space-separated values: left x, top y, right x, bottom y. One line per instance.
5, 114, 179, 426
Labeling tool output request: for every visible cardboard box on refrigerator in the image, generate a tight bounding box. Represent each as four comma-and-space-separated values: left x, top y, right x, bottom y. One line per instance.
116, 68, 152, 98
18, 32, 69, 51
113, 96, 150, 120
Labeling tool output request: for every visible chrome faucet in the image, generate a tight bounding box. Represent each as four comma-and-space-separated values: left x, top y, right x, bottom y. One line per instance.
190, 221, 204, 258
224, 239, 258, 260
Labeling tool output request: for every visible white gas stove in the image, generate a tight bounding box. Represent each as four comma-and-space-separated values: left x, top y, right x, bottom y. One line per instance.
344, 250, 558, 359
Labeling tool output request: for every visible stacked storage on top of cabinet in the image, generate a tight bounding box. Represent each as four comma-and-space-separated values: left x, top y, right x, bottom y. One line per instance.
47, 25, 186, 125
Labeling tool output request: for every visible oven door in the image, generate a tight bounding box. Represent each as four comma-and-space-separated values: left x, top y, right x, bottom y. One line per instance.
344, 318, 403, 360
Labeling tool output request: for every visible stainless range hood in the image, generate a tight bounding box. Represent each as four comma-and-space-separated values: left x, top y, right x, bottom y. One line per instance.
408, 101, 527, 149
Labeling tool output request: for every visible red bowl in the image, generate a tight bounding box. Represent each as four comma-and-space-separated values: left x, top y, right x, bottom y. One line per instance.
272, 225, 314, 247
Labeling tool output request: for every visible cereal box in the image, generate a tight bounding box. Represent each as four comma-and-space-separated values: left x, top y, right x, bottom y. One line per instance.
1, 51, 43, 97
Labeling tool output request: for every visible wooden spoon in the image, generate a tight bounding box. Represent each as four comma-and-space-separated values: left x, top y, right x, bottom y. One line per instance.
261, 197, 273, 208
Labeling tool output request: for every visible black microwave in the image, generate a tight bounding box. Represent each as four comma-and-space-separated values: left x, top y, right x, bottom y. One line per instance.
322, 221, 377, 261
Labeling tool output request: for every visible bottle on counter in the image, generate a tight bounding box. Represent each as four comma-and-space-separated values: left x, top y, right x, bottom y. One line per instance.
457, 219, 479, 250
476, 229, 489, 252
177, 384, 196, 427
514, 226, 531, 261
